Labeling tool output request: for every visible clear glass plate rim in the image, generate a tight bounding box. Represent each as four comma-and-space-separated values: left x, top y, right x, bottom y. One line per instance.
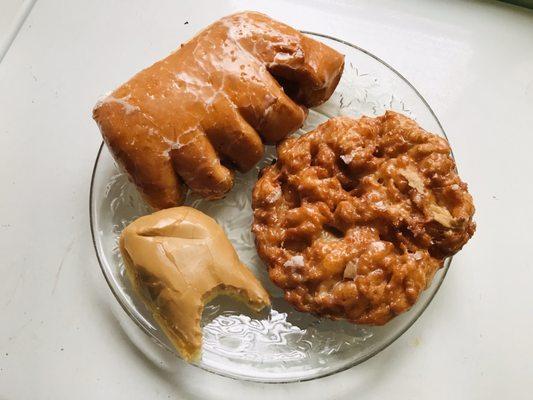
88, 31, 452, 383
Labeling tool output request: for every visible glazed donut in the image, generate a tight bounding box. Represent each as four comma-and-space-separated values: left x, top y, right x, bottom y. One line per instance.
93, 12, 344, 209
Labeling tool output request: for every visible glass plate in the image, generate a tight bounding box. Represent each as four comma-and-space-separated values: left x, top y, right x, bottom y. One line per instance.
90, 32, 450, 383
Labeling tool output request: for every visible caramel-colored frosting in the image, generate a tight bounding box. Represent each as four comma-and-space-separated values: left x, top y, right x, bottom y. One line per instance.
253, 112, 475, 325
93, 11, 344, 209
120, 207, 270, 361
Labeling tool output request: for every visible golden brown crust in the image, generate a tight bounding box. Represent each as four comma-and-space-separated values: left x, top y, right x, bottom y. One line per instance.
252, 111, 475, 325
93, 12, 344, 209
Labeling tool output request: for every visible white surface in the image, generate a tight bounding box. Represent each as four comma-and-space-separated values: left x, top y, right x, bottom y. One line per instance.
0, 0, 25, 41
0, 0, 35, 62
0, 0, 532, 399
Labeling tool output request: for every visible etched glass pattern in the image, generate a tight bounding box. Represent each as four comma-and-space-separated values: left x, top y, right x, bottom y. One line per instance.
90, 33, 450, 382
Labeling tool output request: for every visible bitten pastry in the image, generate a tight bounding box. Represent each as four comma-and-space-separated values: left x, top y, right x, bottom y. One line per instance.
120, 207, 270, 361
252, 111, 475, 325
94, 12, 344, 209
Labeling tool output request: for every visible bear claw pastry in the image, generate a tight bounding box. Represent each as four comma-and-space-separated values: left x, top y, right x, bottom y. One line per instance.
93, 12, 344, 209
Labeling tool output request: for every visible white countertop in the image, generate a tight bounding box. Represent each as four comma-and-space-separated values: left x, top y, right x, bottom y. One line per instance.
1, 0, 532, 398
